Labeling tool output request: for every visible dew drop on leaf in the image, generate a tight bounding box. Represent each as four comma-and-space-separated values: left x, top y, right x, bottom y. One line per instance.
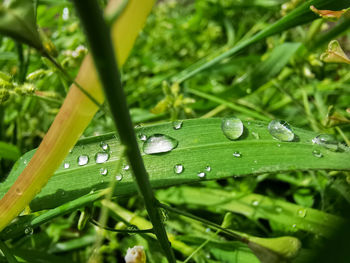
275, 206, 283, 213
251, 200, 259, 206
312, 134, 339, 151
123, 164, 130, 171
95, 152, 109, 164
100, 168, 108, 176
138, 134, 147, 141
172, 120, 183, 130
174, 164, 184, 174
268, 120, 294, 142
221, 117, 244, 140
115, 174, 123, 181
100, 141, 110, 151
197, 172, 206, 178
297, 208, 307, 218
233, 151, 241, 158
64, 162, 70, 169
312, 149, 323, 158
78, 155, 89, 166
143, 134, 178, 154
205, 165, 211, 172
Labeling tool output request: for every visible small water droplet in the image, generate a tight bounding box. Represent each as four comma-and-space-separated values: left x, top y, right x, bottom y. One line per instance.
95, 152, 109, 164
312, 149, 323, 158
205, 228, 211, 233
275, 206, 283, 213
312, 134, 339, 151
15, 188, 22, 196
78, 155, 89, 166
197, 172, 206, 178
24, 226, 33, 235
69, 148, 73, 154
115, 174, 123, 181
24, 160, 28, 165
138, 134, 147, 141
100, 168, 108, 176
268, 120, 294, 142
252, 131, 260, 139
173, 120, 183, 130
100, 141, 109, 151
123, 164, 130, 171
174, 164, 184, 174
233, 151, 241, 158
221, 117, 244, 140
205, 165, 211, 172
143, 134, 178, 154
292, 224, 297, 228
251, 200, 259, 206
297, 208, 307, 218
64, 163, 70, 169
277, 144, 281, 147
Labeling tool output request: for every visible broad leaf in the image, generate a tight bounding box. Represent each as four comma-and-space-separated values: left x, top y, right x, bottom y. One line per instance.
0, 118, 349, 211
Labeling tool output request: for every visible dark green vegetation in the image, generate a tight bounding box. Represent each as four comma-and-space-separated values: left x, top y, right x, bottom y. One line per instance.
1, 0, 350, 262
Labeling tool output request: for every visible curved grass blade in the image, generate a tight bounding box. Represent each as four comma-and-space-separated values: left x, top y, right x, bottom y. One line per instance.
1, 118, 349, 212
0, 0, 155, 231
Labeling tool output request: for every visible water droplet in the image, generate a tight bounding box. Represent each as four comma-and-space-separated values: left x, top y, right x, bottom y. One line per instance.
69, 148, 73, 154
173, 120, 183, 130
312, 149, 323, 158
24, 160, 27, 165
100, 141, 109, 151
78, 155, 89, 166
123, 164, 130, 171
197, 172, 206, 178
252, 131, 260, 139
277, 144, 281, 147
115, 174, 123, 181
297, 208, 307, 218
292, 224, 297, 228
143, 134, 178, 154
24, 226, 33, 235
15, 188, 22, 196
64, 162, 70, 169
268, 120, 294, 142
205, 228, 211, 233
221, 117, 244, 140
251, 200, 259, 206
205, 166, 211, 172
174, 164, 184, 174
138, 134, 147, 141
95, 152, 109, 164
100, 168, 108, 176
275, 206, 283, 213
312, 134, 339, 151
233, 151, 241, 158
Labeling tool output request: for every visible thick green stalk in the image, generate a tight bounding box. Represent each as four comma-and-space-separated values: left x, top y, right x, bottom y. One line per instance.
72, 1, 176, 262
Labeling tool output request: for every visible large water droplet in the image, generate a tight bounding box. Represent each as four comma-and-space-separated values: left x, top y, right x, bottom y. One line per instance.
233, 151, 241, 158
312, 149, 323, 158
221, 117, 244, 140
95, 152, 109, 164
64, 162, 70, 169
78, 155, 89, 166
100, 168, 108, 176
143, 134, 178, 154
174, 164, 184, 174
312, 134, 339, 151
173, 120, 183, 130
100, 141, 109, 151
115, 174, 123, 181
268, 120, 294, 142
197, 172, 206, 178
297, 208, 307, 218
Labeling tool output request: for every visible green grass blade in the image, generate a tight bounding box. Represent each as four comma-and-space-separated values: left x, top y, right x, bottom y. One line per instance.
172, 0, 350, 84
0, 141, 20, 161
0, 118, 349, 213
156, 186, 344, 237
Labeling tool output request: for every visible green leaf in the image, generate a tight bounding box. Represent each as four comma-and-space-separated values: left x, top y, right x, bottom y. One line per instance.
0, 118, 349, 211
0, 141, 20, 161
0, 0, 42, 50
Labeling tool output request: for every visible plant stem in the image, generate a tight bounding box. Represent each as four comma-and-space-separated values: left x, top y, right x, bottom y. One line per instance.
0, 241, 19, 263
72, 1, 176, 262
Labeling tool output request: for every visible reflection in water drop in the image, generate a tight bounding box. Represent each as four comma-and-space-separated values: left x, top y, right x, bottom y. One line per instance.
143, 134, 178, 154
78, 155, 89, 166
95, 152, 109, 164
221, 117, 244, 140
